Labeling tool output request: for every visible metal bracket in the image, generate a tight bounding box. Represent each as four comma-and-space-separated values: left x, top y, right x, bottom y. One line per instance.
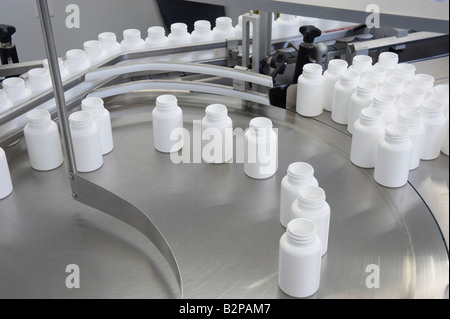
226, 39, 240, 68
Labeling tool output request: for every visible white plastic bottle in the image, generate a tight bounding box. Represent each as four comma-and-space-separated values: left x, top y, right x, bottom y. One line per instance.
201, 104, 233, 164
276, 14, 301, 38
244, 117, 278, 179
398, 108, 425, 170
428, 84, 449, 113
83, 40, 107, 66
361, 65, 386, 87
331, 70, 360, 124
279, 162, 319, 228
323, 59, 348, 112
98, 32, 122, 58
296, 63, 325, 117
120, 29, 145, 51
0, 147, 13, 200
152, 94, 184, 154
348, 55, 373, 78
350, 108, 385, 168
396, 87, 426, 110
0, 90, 17, 140
347, 81, 378, 134
379, 76, 405, 101
168, 23, 192, 62
145, 26, 169, 48
375, 51, 399, 75
69, 111, 103, 173
144, 27, 169, 61
393, 63, 416, 87
278, 218, 322, 298
291, 186, 330, 256
368, 93, 398, 125
213, 16, 236, 39
2, 77, 32, 105
409, 74, 435, 96
191, 20, 215, 61
64, 49, 91, 76
26, 68, 52, 94
442, 111, 449, 156
213, 17, 235, 59
24, 109, 64, 171
374, 124, 413, 188
419, 100, 446, 160
43, 58, 69, 82
81, 97, 114, 155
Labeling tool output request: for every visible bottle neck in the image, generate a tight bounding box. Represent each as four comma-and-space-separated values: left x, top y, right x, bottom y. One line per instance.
287, 162, 315, 184
26, 109, 52, 128
27, 68, 51, 88
327, 59, 348, 75
359, 108, 384, 126
123, 29, 142, 43
65, 49, 89, 68
401, 87, 425, 105
352, 55, 373, 72
81, 97, 105, 116
339, 70, 360, 87
411, 74, 435, 90
249, 117, 273, 138
156, 94, 178, 112
302, 63, 323, 79
215, 17, 233, 31
373, 93, 396, 110
286, 218, 317, 245
69, 111, 95, 130
148, 27, 166, 40
378, 52, 399, 68
394, 64, 416, 80
171, 23, 189, 36
205, 104, 228, 121
98, 32, 118, 47
356, 81, 378, 98
420, 100, 444, 119
2, 77, 26, 97
84, 40, 104, 57
399, 109, 422, 128
194, 20, 212, 33
296, 186, 326, 209
385, 124, 410, 144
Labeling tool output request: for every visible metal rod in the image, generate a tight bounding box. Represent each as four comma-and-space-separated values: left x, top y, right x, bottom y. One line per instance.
36, 0, 77, 175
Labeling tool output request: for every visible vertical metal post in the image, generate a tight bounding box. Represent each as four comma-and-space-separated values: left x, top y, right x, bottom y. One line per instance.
36, 0, 77, 175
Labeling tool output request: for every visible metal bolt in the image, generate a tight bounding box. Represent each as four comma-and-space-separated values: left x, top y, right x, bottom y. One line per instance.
72, 192, 78, 199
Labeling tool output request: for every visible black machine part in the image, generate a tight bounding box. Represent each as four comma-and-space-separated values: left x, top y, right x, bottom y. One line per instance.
0, 24, 19, 65
292, 25, 322, 84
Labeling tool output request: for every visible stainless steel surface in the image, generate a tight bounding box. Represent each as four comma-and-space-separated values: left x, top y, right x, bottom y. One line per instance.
0, 91, 448, 298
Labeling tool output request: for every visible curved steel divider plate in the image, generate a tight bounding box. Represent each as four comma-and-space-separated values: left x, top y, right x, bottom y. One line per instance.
70, 174, 183, 298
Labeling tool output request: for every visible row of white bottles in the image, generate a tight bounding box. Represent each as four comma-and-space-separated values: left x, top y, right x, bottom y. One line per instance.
151, 96, 278, 178
350, 98, 447, 187
0, 89, 19, 141
278, 168, 331, 298
69, 97, 113, 173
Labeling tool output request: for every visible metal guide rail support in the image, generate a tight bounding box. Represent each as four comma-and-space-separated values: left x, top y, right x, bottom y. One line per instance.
35, 0, 183, 298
